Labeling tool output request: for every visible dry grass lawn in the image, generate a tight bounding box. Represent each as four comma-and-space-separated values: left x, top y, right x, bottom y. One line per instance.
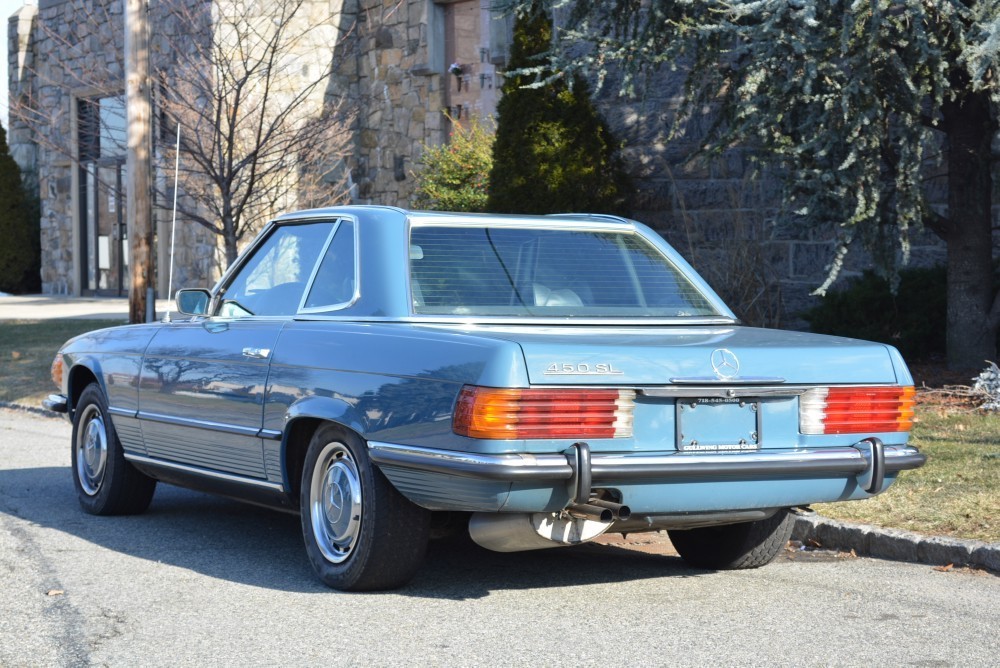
0, 319, 120, 407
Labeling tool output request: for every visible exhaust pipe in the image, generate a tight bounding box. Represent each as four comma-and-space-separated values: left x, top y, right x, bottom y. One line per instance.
566, 503, 614, 522
587, 498, 632, 521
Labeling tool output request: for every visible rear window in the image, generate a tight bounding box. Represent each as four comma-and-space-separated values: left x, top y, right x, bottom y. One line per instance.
409, 225, 721, 317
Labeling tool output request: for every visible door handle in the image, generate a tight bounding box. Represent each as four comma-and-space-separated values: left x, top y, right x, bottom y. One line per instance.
242, 347, 271, 360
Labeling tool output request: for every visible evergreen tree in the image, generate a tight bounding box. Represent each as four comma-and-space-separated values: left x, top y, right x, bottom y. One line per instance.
517, 0, 1000, 370
488, 1, 630, 214
413, 116, 494, 212
0, 122, 39, 294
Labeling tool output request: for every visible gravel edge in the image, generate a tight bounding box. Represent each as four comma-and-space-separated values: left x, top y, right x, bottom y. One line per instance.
0, 400, 61, 418
793, 511, 1000, 572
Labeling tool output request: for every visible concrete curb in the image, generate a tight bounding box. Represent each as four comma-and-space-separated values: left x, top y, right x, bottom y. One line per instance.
793, 512, 1000, 572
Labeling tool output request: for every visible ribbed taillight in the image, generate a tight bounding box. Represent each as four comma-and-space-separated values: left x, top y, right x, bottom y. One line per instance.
799, 386, 915, 435
453, 386, 635, 440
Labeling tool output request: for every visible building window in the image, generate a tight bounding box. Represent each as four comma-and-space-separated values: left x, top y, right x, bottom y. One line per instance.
79, 96, 127, 161
77, 95, 129, 295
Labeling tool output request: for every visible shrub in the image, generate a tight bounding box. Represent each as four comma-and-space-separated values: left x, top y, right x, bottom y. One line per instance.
0, 123, 39, 293
802, 266, 947, 360
412, 116, 494, 212
487, 1, 631, 215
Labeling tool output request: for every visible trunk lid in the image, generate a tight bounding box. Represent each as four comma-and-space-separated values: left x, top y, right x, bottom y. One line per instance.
470, 325, 900, 386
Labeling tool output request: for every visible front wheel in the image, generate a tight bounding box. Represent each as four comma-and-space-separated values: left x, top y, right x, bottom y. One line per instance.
300, 424, 431, 591
72, 383, 156, 515
668, 509, 795, 570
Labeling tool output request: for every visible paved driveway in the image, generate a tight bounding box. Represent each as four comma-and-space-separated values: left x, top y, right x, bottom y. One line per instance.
2, 408, 997, 667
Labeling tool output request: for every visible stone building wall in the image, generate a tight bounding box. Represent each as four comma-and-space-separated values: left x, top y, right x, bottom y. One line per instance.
345, 0, 507, 206
8, 0, 339, 296
10, 0, 961, 323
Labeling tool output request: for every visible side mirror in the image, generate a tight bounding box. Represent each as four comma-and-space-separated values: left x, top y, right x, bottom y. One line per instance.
175, 288, 211, 316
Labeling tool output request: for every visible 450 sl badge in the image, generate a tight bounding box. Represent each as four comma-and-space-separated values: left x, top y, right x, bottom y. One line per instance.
544, 362, 624, 375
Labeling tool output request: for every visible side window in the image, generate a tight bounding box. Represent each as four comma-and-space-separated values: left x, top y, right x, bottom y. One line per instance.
218, 222, 333, 317
303, 220, 356, 309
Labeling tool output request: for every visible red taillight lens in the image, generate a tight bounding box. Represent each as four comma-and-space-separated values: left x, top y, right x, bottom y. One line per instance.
453, 386, 635, 440
800, 386, 915, 435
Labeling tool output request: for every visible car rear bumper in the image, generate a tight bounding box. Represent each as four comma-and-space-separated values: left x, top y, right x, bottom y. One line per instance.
368, 439, 925, 493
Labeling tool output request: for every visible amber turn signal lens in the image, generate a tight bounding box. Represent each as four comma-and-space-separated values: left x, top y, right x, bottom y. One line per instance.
50, 354, 64, 391
453, 385, 635, 440
800, 386, 915, 435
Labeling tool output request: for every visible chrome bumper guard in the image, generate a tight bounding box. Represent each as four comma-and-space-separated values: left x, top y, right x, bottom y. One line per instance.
42, 393, 69, 413
367, 438, 925, 494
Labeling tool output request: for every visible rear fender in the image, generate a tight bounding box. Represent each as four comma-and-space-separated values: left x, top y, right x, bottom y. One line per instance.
280, 396, 368, 500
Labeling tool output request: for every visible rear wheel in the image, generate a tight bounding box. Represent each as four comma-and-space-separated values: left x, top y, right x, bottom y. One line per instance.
668, 509, 795, 570
72, 383, 156, 515
300, 423, 431, 591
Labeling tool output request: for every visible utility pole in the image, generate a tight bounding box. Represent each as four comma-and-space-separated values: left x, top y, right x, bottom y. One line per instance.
125, 0, 153, 323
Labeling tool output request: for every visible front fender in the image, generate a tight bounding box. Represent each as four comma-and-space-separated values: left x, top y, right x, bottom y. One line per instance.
65, 354, 106, 414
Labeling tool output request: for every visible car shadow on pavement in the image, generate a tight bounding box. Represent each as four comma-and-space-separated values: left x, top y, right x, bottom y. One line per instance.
1, 465, 709, 598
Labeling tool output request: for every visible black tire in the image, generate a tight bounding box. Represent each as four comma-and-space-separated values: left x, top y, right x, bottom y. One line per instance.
668, 509, 795, 570
72, 383, 156, 515
300, 423, 431, 591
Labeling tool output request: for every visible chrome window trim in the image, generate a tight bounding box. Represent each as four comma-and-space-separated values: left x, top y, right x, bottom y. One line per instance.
296, 220, 341, 313
210, 217, 344, 316
410, 216, 635, 232
290, 314, 739, 326
137, 410, 263, 438
404, 219, 730, 319
297, 218, 362, 314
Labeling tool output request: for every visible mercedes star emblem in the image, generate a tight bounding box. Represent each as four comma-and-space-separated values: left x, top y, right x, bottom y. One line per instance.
710, 348, 740, 379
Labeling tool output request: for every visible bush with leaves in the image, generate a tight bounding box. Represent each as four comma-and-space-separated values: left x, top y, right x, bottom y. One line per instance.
487, 1, 630, 215
803, 266, 950, 360
0, 123, 39, 294
412, 116, 494, 212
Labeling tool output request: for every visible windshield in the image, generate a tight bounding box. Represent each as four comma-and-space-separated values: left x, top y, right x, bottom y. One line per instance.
409, 225, 722, 317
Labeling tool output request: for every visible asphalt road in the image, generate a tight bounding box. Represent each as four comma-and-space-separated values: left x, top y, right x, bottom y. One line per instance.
1, 408, 997, 667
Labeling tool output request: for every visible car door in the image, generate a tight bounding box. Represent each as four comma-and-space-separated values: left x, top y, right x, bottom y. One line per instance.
137, 221, 335, 479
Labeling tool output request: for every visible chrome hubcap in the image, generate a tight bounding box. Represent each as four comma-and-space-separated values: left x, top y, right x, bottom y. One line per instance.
76, 405, 108, 496
310, 442, 362, 563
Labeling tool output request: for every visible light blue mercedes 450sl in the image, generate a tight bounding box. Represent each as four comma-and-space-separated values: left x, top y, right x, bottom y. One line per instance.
45, 205, 925, 590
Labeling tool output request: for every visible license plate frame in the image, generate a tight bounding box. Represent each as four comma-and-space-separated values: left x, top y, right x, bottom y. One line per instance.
675, 397, 762, 452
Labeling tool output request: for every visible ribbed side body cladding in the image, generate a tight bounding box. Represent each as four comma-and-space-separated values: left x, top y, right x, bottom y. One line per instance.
141, 425, 266, 479
112, 415, 145, 455
377, 465, 511, 511
263, 446, 283, 483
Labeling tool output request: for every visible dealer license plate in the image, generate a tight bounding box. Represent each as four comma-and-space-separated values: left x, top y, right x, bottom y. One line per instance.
675, 397, 761, 452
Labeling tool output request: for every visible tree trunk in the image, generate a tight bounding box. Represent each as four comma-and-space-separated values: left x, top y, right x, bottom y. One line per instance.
223, 211, 238, 268
224, 233, 238, 267
942, 88, 997, 371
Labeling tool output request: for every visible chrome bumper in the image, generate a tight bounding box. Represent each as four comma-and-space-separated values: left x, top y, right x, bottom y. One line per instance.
367, 439, 925, 496
42, 393, 68, 413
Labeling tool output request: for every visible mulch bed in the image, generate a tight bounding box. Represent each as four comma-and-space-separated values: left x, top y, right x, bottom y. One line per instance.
908, 360, 984, 411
